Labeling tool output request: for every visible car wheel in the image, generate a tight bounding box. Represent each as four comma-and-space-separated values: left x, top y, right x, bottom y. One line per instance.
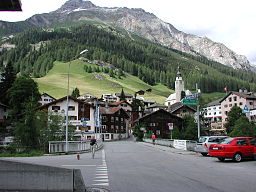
217, 157, 225, 162
201, 153, 208, 156
233, 153, 242, 162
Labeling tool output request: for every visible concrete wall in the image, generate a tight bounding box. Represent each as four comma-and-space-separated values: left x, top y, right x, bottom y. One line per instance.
0, 159, 85, 192
143, 138, 196, 151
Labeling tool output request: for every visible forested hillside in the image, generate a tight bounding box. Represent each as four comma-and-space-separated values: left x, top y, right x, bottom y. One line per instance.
1, 24, 256, 93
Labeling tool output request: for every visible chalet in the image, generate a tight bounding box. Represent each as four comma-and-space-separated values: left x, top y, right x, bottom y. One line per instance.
37, 96, 95, 137
39, 93, 56, 106
168, 102, 196, 118
100, 106, 130, 141
134, 109, 183, 139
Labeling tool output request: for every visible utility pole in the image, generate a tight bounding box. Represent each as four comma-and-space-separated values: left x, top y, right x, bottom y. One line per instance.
196, 83, 200, 138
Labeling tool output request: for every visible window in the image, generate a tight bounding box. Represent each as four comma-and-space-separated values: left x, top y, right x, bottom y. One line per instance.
229, 97, 232, 102
239, 102, 243, 106
69, 116, 77, 120
234, 103, 237, 106
248, 138, 255, 145
224, 105, 228, 108
249, 102, 253, 105
236, 139, 248, 146
52, 106, 60, 111
234, 96, 237, 101
68, 106, 75, 111
44, 99, 48, 101
219, 107, 221, 109
214, 112, 216, 115
111, 117, 114, 122
115, 117, 119, 121
229, 104, 232, 107
102, 125, 106, 129
225, 111, 228, 115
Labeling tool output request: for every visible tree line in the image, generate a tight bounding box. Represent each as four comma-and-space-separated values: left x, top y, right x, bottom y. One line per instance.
1, 24, 256, 93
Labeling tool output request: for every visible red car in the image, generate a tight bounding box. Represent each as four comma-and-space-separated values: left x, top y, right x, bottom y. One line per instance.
209, 137, 256, 162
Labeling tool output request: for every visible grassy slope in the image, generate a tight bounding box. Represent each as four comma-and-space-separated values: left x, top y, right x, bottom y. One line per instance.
34, 60, 172, 103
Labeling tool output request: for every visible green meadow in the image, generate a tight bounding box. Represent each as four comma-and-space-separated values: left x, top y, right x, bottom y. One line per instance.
34, 60, 173, 104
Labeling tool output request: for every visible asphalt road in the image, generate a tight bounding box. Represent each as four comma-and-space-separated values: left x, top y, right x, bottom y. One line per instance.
2, 140, 256, 192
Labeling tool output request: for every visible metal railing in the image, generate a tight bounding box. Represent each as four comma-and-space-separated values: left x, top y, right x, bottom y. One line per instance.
48, 140, 103, 154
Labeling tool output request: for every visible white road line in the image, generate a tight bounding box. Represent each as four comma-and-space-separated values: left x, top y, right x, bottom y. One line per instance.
92, 149, 110, 186
62, 165, 97, 167
93, 179, 109, 182
95, 176, 108, 179
92, 183, 109, 186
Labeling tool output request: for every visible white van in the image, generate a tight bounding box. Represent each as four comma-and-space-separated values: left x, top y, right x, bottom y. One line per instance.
194, 136, 229, 156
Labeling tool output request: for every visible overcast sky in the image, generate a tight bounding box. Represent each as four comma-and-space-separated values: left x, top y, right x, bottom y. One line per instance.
0, 0, 255, 64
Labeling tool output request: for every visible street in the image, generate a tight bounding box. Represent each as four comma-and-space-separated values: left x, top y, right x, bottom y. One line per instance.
2, 140, 256, 192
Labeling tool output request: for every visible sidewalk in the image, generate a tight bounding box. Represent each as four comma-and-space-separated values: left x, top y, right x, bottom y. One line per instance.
139, 141, 196, 155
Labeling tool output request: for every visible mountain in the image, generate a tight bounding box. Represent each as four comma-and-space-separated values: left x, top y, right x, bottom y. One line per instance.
0, 0, 253, 71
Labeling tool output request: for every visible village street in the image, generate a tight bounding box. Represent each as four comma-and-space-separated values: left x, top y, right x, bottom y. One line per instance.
2, 140, 256, 192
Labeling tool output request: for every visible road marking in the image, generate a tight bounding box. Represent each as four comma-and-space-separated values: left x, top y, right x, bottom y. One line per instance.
95, 176, 108, 179
92, 149, 110, 187
92, 183, 109, 186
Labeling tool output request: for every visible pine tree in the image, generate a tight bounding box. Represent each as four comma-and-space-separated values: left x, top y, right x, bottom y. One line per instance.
120, 88, 126, 101
71, 87, 80, 98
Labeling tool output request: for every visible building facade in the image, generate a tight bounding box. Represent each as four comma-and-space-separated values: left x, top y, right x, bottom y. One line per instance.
37, 96, 96, 138
220, 90, 256, 127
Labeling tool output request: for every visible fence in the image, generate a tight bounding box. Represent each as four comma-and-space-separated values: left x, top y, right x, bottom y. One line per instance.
48, 139, 103, 154
143, 138, 196, 151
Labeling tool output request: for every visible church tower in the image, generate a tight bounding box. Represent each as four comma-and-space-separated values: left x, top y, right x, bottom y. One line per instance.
175, 67, 184, 102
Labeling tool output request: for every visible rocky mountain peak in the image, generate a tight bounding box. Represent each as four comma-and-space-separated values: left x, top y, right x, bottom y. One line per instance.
55, 0, 96, 13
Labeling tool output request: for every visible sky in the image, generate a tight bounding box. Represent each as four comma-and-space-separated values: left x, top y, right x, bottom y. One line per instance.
0, 0, 255, 64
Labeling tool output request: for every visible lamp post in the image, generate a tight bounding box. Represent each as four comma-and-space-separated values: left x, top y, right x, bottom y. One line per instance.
65, 49, 88, 153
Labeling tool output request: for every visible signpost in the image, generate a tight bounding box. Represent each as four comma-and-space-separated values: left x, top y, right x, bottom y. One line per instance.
168, 123, 174, 139
181, 98, 197, 105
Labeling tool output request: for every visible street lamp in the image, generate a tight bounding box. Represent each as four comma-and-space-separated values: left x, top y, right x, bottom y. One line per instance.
65, 49, 88, 153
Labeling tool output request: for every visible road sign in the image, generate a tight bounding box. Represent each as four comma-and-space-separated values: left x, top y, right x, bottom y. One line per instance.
243, 105, 250, 113
181, 99, 197, 105
168, 123, 173, 130
185, 94, 198, 100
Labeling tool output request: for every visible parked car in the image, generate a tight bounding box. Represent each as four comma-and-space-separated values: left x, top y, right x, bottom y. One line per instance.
209, 137, 256, 162
194, 136, 229, 156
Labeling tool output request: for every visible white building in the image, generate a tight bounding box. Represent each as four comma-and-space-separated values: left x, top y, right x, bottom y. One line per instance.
203, 98, 223, 135
165, 69, 191, 106
101, 94, 118, 103
39, 93, 56, 106
37, 96, 96, 139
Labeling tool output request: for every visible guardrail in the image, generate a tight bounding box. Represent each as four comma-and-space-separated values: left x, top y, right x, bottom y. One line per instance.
143, 138, 196, 151
48, 139, 103, 154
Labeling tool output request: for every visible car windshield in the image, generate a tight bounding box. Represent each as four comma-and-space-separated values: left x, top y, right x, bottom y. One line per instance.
198, 137, 207, 143
208, 137, 227, 143
220, 138, 234, 144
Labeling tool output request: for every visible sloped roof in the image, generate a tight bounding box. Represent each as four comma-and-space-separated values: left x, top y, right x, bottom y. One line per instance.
146, 103, 167, 109
205, 98, 223, 107
169, 102, 196, 113
220, 91, 256, 103
37, 96, 94, 110
41, 93, 56, 100
100, 106, 129, 118
135, 109, 183, 123
111, 101, 132, 107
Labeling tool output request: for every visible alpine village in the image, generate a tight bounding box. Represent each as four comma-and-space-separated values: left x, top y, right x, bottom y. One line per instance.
1, 0, 256, 155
